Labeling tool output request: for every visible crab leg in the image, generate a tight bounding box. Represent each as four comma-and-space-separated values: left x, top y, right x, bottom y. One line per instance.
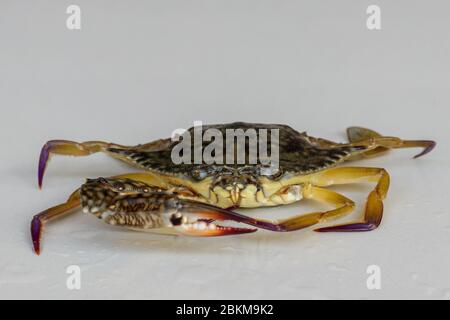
346, 127, 436, 159
364, 137, 435, 159
307, 167, 389, 232
31, 189, 81, 255
398, 140, 437, 158
38, 140, 118, 188
274, 185, 355, 231
30, 188, 261, 255
38, 139, 172, 188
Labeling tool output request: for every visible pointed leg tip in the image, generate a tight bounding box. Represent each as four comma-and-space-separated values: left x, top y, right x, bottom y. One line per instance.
413, 140, 436, 159
38, 143, 51, 188
33, 242, 41, 255
31, 216, 42, 255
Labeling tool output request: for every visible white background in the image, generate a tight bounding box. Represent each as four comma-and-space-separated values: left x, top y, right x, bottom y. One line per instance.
0, 1, 449, 299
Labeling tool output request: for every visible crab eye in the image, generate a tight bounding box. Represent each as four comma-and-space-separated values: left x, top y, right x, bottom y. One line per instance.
170, 213, 183, 226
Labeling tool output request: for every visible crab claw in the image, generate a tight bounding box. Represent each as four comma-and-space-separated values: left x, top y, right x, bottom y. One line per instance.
78, 178, 260, 237
172, 201, 298, 236
174, 201, 261, 236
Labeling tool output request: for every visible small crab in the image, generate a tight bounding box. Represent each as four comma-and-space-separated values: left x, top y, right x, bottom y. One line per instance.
32, 123, 435, 254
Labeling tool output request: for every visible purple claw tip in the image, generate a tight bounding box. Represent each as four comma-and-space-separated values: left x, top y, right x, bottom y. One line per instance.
31, 216, 42, 255
38, 143, 51, 188
413, 140, 436, 159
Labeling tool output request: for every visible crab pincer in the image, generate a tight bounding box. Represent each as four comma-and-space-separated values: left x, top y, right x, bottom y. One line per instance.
31, 178, 263, 255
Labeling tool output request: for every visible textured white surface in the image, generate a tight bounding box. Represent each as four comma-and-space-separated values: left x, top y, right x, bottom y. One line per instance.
0, 1, 449, 299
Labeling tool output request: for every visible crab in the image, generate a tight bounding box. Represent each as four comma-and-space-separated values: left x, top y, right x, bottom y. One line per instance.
32, 123, 435, 255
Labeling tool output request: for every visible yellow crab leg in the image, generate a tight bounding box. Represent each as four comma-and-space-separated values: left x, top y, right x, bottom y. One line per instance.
38, 140, 121, 188
38, 139, 174, 188
276, 185, 355, 231
346, 127, 436, 159
306, 167, 389, 232
31, 189, 81, 255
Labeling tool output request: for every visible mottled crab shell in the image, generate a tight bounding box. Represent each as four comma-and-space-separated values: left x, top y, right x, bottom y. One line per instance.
108, 122, 367, 181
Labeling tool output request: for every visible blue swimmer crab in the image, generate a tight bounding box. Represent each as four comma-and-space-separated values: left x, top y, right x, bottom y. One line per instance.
32, 123, 435, 254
